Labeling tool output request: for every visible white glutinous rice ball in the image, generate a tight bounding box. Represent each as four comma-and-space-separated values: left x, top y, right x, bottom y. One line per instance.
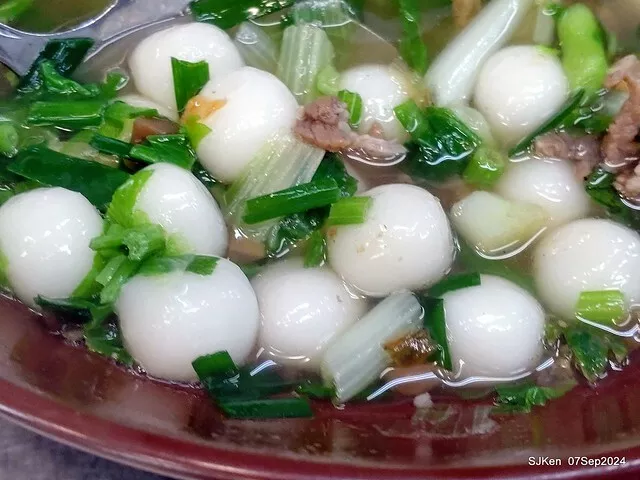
534, 219, 640, 319
474, 46, 569, 146
0, 188, 102, 307
327, 184, 455, 297
116, 163, 228, 256
339, 64, 411, 142
443, 275, 546, 379
116, 93, 179, 122
128, 22, 244, 113
496, 157, 591, 227
196, 67, 298, 183
116, 258, 259, 381
251, 259, 367, 369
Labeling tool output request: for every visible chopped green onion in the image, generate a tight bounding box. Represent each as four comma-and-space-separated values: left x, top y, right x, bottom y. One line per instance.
295, 380, 334, 399
107, 169, 153, 228
265, 209, 325, 256
192, 351, 239, 380
122, 224, 167, 261
27, 100, 106, 130
303, 230, 326, 267
190, 0, 294, 29
72, 254, 108, 299
312, 154, 358, 198
326, 196, 371, 225
99, 256, 140, 304
35, 296, 96, 323
421, 296, 452, 370
0, 0, 32, 25
0, 123, 19, 157
218, 397, 313, 419
39, 61, 101, 98
243, 178, 341, 225
89, 134, 133, 158
394, 99, 428, 137
576, 290, 626, 325
171, 58, 210, 113
182, 115, 211, 150
96, 254, 127, 287
84, 319, 133, 365
509, 88, 585, 157
129, 134, 196, 170
337, 89, 363, 128
138, 255, 219, 277
462, 146, 506, 187
398, 0, 428, 75
428, 272, 481, 298
316, 65, 341, 97
18, 38, 94, 94
277, 23, 335, 104
8, 146, 130, 210
103, 101, 158, 127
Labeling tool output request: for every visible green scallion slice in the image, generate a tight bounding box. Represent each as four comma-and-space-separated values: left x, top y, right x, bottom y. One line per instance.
218, 397, 313, 419
90, 134, 133, 158
171, 58, 210, 113
576, 289, 626, 325
326, 196, 371, 225
337, 89, 363, 128
429, 272, 481, 298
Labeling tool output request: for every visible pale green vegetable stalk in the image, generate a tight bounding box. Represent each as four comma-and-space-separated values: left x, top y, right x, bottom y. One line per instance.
320, 291, 423, 403
533, 1, 561, 46
424, 0, 534, 106
557, 3, 608, 98
291, 0, 356, 47
277, 23, 335, 104
234, 22, 279, 74
224, 129, 325, 241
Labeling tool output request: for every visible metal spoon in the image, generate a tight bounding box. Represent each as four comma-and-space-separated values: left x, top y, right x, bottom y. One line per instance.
0, 0, 192, 76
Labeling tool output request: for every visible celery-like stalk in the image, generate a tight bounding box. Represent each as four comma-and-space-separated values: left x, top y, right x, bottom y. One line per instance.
291, 0, 356, 47
276, 23, 335, 104
225, 129, 325, 241
320, 291, 423, 403
234, 22, 279, 74
425, 0, 534, 106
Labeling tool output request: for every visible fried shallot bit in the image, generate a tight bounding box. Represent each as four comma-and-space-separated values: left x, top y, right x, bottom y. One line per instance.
533, 132, 602, 179
601, 55, 640, 169
181, 96, 226, 123
130, 117, 180, 144
294, 96, 353, 151
383, 363, 440, 396
452, 0, 483, 28
614, 163, 640, 201
383, 329, 438, 367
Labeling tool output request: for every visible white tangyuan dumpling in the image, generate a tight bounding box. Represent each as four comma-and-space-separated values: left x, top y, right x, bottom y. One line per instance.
0, 188, 102, 307
251, 259, 367, 369
496, 157, 591, 227
327, 184, 455, 297
117, 258, 259, 381
111, 163, 228, 256
443, 275, 546, 379
116, 93, 179, 122
474, 45, 569, 146
128, 22, 244, 113
534, 219, 640, 319
196, 67, 298, 183
339, 64, 411, 142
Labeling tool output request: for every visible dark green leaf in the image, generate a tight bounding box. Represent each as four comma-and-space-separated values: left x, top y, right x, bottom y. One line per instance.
312, 154, 358, 198
564, 324, 627, 383
171, 58, 210, 113
494, 381, 570, 414
8, 146, 130, 210
398, 0, 428, 75
190, 0, 295, 29
421, 296, 452, 370
39, 61, 100, 97
18, 38, 94, 94
585, 166, 640, 229
266, 208, 326, 255
191, 161, 219, 189
90, 134, 133, 158
218, 397, 313, 419
429, 272, 481, 298
192, 351, 239, 380
27, 100, 106, 130
138, 254, 219, 277
35, 296, 96, 324
129, 134, 196, 170
242, 178, 341, 225
84, 319, 134, 365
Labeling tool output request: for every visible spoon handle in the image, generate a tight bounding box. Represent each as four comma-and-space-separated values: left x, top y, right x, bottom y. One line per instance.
0, 0, 192, 76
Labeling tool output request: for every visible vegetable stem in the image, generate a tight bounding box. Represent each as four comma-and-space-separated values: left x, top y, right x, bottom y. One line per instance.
326, 196, 371, 225
576, 290, 626, 326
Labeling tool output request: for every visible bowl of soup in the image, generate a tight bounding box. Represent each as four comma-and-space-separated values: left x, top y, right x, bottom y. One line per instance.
1, 0, 640, 478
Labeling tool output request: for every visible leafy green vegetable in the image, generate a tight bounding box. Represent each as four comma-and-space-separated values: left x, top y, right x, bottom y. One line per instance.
585, 166, 640, 229
8, 146, 130, 210
27, 100, 106, 130
429, 272, 481, 298
509, 88, 585, 157
463, 146, 506, 187
398, 104, 481, 182
138, 255, 219, 277
421, 296, 452, 370
0, 0, 32, 25
192, 351, 238, 380
103, 101, 158, 127
398, 0, 428, 75
0, 123, 19, 157
243, 178, 341, 225
99, 256, 140, 304
35, 296, 96, 323
265, 209, 325, 255
303, 230, 326, 267
313, 154, 358, 197
84, 319, 134, 366
218, 397, 313, 419
92, 224, 167, 262
129, 134, 196, 170
72, 253, 108, 299
89, 134, 132, 158
575, 290, 626, 326
37, 61, 125, 99
494, 381, 570, 414
326, 196, 371, 225
337, 89, 363, 128
18, 38, 94, 93
190, 0, 294, 29
171, 58, 210, 113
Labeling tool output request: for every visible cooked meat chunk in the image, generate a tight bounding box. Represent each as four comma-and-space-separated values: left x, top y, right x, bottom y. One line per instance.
601, 55, 640, 169
294, 96, 352, 151
534, 132, 601, 179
